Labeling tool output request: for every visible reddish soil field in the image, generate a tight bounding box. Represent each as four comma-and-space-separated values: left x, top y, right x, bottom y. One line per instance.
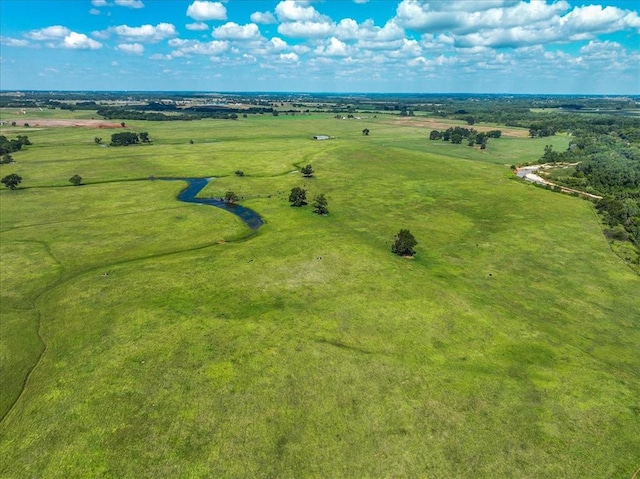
4, 119, 124, 128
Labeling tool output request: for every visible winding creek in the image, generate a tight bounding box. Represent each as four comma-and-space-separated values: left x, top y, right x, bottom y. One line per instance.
164, 177, 264, 230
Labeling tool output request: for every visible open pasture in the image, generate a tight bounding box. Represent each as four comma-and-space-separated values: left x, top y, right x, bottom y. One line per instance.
1, 114, 639, 478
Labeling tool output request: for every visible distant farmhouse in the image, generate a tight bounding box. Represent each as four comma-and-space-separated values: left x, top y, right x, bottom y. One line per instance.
313, 135, 330, 140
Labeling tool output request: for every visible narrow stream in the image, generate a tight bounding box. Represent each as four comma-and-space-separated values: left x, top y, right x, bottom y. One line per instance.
164, 177, 264, 230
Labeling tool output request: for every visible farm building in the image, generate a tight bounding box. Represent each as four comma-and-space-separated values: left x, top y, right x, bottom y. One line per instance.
313, 135, 330, 140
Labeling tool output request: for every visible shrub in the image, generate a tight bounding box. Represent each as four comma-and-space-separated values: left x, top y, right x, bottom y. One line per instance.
69, 174, 83, 186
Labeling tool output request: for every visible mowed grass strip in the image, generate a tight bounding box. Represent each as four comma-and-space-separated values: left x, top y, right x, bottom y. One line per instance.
0, 114, 639, 478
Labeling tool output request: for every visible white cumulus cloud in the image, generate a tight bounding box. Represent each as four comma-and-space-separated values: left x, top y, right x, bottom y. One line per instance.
251, 11, 277, 25
561, 4, 640, 34
63, 32, 102, 49
315, 37, 350, 57
275, 1, 325, 22
114, 0, 144, 7
117, 42, 144, 54
168, 38, 229, 56
110, 23, 177, 43
27, 25, 71, 41
1, 37, 30, 47
270, 37, 288, 51
186, 22, 209, 31
394, 0, 640, 49
212, 22, 261, 40
279, 52, 299, 63
278, 20, 334, 38
186, 1, 227, 21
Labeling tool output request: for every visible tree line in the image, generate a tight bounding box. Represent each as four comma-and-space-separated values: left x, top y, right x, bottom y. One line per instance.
429, 127, 501, 149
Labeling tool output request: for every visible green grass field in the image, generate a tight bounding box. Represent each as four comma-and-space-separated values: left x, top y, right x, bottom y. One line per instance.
1, 113, 639, 478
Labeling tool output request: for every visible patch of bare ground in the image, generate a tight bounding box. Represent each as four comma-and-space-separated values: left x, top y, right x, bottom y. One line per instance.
515, 163, 603, 200
4, 119, 125, 128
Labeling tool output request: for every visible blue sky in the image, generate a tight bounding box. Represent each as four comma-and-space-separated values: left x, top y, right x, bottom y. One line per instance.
1, 0, 638, 93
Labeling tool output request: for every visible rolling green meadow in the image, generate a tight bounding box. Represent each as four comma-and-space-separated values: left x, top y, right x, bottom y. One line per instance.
1, 112, 639, 478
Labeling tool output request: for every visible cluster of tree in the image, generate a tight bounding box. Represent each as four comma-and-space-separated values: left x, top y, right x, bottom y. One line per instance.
57, 101, 98, 111
528, 123, 557, 138
0, 135, 31, 155
288, 187, 328, 214
181, 105, 270, 115
97, 107, 200, 122
110, 132, 150, 146
97, 106, 267, 122
429, 128, 501, 148
120, 102, 272, 115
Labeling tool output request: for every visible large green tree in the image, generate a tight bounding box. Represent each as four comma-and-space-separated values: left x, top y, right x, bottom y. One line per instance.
223, 191, 239, 204
301, 164, 314, 178
1, 173, 22, 190
313, 194, 328, 215
289, 187, 307, 207
392, 229, 417, 257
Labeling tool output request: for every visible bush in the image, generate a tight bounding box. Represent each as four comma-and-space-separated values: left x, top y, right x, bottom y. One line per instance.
69, 174, 83, 186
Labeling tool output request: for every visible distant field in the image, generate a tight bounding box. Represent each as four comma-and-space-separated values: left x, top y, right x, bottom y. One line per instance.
530, 107, 640, 116
1, 114, 639, 478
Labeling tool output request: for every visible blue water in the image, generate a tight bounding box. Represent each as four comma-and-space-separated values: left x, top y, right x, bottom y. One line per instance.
164, 177, 264, 230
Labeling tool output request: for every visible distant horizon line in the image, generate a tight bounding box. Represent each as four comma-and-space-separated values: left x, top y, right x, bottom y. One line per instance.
1, 90, 639, 98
